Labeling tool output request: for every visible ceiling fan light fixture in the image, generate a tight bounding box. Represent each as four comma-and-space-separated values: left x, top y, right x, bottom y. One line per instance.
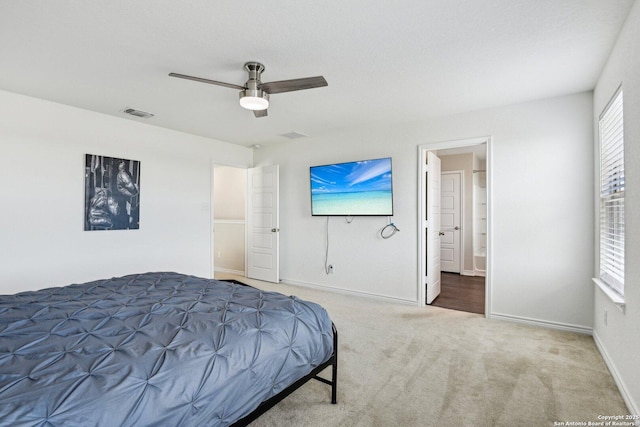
239, 89, 269, 111
170, 62, 326, 118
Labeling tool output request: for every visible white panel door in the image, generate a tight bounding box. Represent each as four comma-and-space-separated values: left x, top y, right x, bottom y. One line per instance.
247, 165, 279, 283
440, 172, 461, 273
425, 152, 441, 304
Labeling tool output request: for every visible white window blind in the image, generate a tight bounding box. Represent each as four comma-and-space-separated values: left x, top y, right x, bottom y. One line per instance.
598, 89, 625, 296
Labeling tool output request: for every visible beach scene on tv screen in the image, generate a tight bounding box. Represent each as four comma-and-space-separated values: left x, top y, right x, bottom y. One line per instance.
311, 158, 393, 215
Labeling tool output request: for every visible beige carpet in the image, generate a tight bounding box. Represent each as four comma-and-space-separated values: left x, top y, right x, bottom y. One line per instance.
217, 275, 628, 427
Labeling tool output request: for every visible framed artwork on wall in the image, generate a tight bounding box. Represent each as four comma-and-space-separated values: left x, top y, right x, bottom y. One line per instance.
84, 154, 140, 231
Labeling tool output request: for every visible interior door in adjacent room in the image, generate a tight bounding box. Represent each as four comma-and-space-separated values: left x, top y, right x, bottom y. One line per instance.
440, 171, 461, 273
425, 152, 442, 304
247, 165, 280, 283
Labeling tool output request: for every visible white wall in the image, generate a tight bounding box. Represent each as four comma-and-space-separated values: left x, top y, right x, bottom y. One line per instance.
213, 166, 247, 220
0, 90, 252, 294
592, 0, 640, 414
255, 91, 595, 330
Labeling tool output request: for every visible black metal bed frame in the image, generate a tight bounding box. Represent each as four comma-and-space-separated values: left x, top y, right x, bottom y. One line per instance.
231, 322, 338, 426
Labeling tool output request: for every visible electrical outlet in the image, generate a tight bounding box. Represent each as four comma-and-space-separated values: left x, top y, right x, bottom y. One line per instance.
604, 309, 608, 326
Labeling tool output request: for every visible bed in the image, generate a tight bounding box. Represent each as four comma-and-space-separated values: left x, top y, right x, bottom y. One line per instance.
0, 272, 338, 426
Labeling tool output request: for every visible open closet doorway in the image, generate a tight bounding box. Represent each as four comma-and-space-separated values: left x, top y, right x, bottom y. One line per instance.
212, 165, 247, 278
417, 138, 490, 316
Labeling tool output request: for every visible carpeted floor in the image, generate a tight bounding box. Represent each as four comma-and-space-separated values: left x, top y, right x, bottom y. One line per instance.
216, 275, 628, 427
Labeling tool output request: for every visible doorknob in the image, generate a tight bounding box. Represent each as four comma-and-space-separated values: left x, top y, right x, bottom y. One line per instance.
271, 228, 280, 232
439, 232, 445, 236
454, 226, 460, 230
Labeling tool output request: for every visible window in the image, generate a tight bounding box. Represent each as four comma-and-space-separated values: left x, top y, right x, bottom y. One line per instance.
598, 89, 625, 297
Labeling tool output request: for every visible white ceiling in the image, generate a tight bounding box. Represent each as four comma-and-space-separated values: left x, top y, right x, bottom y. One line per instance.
0, 1, 634, 148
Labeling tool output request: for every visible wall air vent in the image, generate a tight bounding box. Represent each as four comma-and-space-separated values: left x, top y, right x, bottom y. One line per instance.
123, 108, 154, 119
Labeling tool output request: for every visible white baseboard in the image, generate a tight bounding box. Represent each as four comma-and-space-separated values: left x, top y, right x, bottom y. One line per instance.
490, 312, 593, 335
280, 277, 419, 306
459, 269, 486, 277
593, 331, 639, 416
214, 267, 245, 276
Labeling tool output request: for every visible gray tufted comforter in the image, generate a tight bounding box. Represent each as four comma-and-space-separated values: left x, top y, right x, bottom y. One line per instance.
0, 272, 334, 426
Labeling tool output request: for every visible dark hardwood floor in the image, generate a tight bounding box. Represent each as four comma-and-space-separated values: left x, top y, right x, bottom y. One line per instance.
431, 272, 485, 314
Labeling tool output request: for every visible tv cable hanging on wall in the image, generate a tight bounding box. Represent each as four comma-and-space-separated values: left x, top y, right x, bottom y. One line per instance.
324, 216, 332, 274
380, 221, 400, 239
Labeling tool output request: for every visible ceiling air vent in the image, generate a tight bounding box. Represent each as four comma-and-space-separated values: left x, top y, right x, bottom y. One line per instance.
123, 108, 154, 119
280, 131, 308, 140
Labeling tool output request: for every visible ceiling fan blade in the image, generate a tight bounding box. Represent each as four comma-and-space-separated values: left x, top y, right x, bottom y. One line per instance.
253, 109, 268, 118
168, 72, 245, 90
260, 76, 327, 94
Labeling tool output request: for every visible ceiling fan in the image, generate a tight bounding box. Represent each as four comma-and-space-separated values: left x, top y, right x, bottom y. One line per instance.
169, 62, 327, 118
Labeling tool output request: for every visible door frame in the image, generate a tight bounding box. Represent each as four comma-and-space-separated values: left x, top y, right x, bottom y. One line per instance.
417, 136, 492, 316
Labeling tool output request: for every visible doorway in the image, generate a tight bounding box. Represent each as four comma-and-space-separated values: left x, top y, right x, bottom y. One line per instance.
431, 273, 485, 314
212, 164, 280, 283
212, 164, 247, 278
417, 138, 491, 316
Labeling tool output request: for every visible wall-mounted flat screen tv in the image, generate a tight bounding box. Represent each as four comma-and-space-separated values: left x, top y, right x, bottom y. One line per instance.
310, 157, 393, 216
